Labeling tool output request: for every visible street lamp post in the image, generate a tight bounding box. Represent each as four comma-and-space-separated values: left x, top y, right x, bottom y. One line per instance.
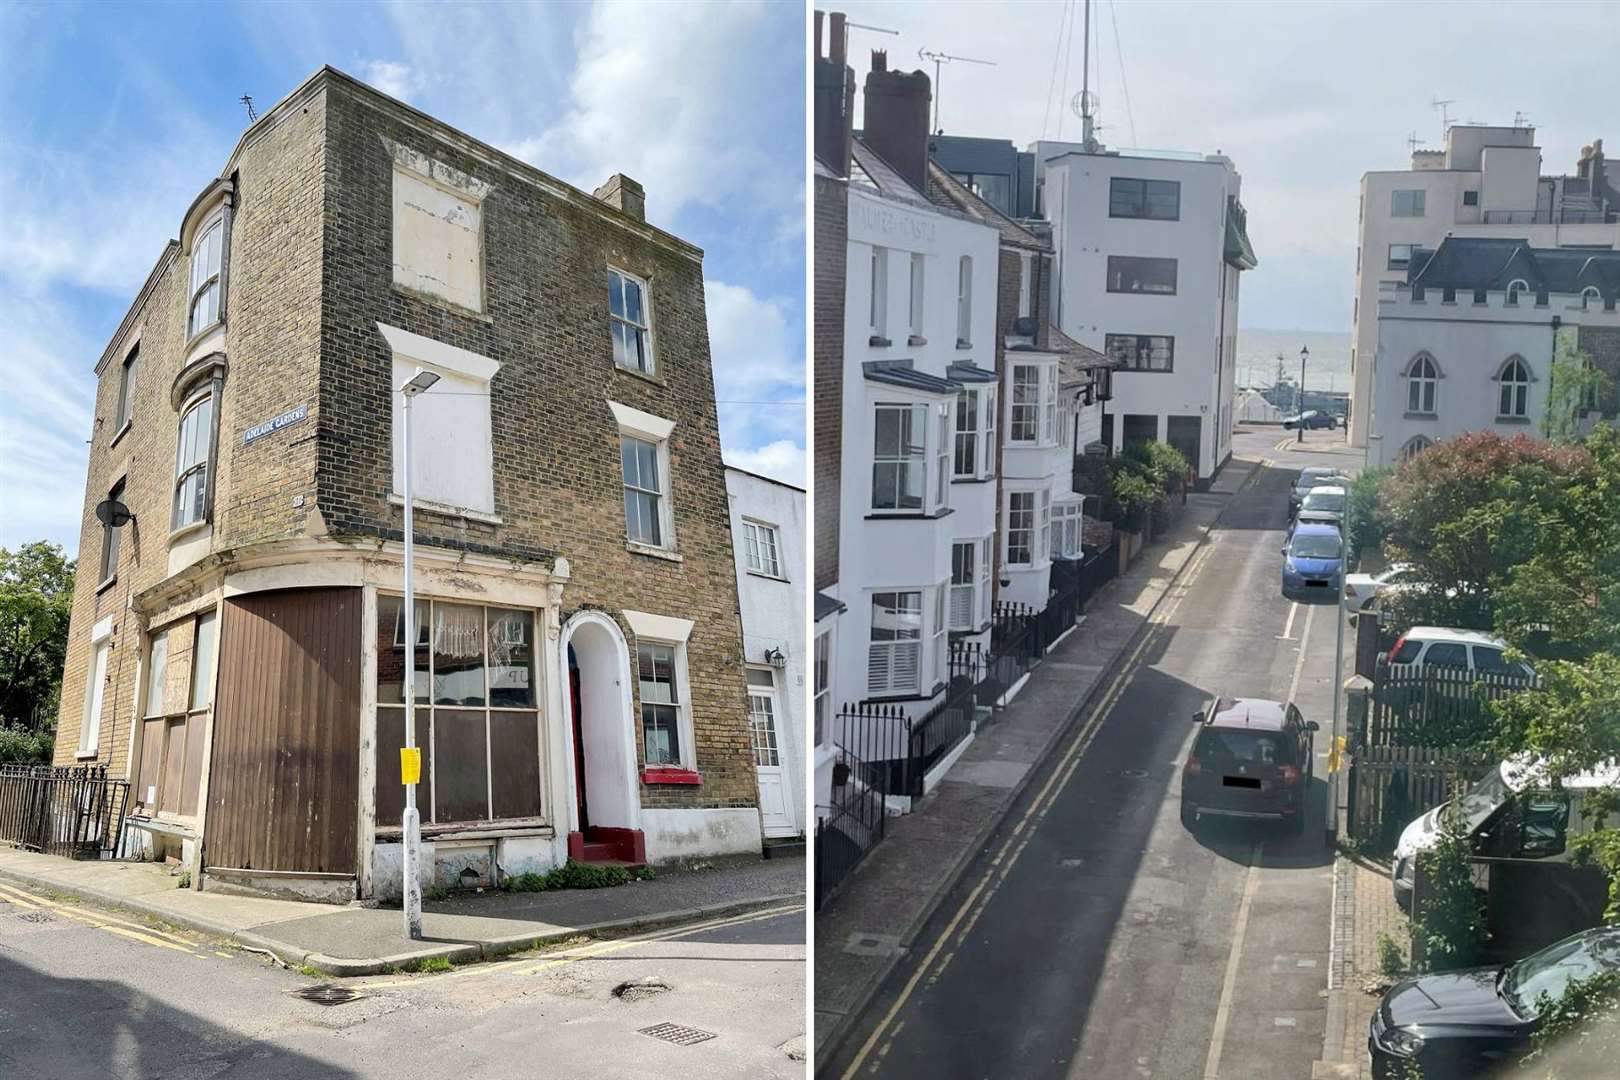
1297, 345, 1309, 443
399, 367, 440, 940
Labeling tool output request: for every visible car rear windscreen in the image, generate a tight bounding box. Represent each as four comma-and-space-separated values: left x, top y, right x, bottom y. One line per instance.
1289, 533, 1342, 559
1194, 729, 1293, 764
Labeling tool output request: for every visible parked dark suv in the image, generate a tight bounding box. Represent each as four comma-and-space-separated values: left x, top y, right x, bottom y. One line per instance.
1181, 697, 1317, 833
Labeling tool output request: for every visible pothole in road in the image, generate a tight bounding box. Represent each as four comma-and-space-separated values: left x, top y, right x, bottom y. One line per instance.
613, 977, 673, 1002
15, 910, 55, 924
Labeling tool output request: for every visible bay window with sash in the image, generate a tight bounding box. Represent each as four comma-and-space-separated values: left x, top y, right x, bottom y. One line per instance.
872, 399, 951, 514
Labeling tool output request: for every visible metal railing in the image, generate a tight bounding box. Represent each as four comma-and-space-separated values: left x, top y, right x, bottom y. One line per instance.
814, 743, 888, 909
1481, 206, 1615, 225
0, 764, 131, 860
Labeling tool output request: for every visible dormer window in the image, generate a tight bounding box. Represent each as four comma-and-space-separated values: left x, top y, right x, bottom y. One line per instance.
1506, 279, 1528, 306
188, 216, 224, 339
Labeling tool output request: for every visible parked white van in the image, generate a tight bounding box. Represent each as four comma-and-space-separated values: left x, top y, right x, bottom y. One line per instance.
1391, 757, 1620, 909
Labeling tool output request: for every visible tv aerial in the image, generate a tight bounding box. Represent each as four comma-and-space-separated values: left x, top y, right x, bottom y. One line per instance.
918, 47, 996, 135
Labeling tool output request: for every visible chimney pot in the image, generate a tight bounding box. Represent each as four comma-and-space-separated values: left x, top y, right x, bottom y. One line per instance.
593, 173, 645, 222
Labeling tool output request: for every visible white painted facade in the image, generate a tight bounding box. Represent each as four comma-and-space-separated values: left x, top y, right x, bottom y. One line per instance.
830, 180, 1000, 721
724, 467, 808, 839
1035, 143, 1247, 480
1351, 126, 1620, 446
1370, 283, 1619, 468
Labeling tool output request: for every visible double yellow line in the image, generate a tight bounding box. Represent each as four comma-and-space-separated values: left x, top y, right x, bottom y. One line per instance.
0, 879, 206, 956
840, 500, 1241, 1078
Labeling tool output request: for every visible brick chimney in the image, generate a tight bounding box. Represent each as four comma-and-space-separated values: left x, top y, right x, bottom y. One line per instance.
593, 173, 645, 222
862, 50, 931, 193
813, 10, 855, 176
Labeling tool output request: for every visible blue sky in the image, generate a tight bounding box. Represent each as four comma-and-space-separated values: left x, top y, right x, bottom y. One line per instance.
0, 0, 806, 552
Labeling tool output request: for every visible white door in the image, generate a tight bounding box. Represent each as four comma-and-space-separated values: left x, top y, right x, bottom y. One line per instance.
747, 669, 795, 837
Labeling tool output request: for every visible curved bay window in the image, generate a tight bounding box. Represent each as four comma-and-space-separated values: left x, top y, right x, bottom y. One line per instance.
189, 215, 225, 339
375, 596, 542, 829
172, 391, 213, 529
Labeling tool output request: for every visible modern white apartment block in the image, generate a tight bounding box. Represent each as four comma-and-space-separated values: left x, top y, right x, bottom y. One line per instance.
724, 467, 808, 841
1350, 127, 1619, 447
1369, 236, 1620, 468
1033, 140, 1256, 484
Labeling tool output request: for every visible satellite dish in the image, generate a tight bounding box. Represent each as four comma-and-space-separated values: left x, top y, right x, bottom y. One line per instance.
95, 499, 134, 527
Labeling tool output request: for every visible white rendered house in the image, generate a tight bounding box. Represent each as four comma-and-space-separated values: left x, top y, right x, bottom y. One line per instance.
1370, 236, 1620, 467
1350, 127, 1619, 447
1034, 140, 1255, 484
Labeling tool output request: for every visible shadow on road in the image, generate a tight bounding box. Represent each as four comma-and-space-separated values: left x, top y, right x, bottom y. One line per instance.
0, 953, 357, 1080
1184, 776, 1335, 869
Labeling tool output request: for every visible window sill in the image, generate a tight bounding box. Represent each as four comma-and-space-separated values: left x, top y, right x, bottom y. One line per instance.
745, 568, 789, 582
75, 749, 99, 761
1495, 415, 1533, 425
642, 766, 702, 786
907, 334, 927, 347
955, 339, 973, 350
109, 420, 133, 450
860, 682, 947, 705
169, 520, 210, 544
1402, 412, 1438, 420
864, 507, 954, 521
95, 575, 118, 595
375, 819, 554, 841
614, 363, 664, 387
627, 541, 683, 563
183, 317, 225, 355
388, 493, 503, 526
950, 475, 995, 485
868, 334, 893, 348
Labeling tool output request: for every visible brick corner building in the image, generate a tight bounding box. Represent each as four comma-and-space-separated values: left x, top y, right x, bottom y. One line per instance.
54, 66, 761, 902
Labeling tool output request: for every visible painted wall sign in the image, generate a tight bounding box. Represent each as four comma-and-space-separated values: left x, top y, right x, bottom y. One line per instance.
243, 404, 310, 444
850, 190, 939, 246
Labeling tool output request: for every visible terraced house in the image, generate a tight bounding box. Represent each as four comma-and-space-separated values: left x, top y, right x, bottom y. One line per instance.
53, 66, 762, 903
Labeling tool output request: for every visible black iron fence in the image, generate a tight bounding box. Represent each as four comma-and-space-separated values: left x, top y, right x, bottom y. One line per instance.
0, 764, 131, 860
814, 742, 888, 909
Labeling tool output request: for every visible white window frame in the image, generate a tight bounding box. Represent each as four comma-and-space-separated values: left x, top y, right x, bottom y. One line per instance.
1399, 435, 1432, 463
813, 627, 832, 749
172, 389, 214, 531
745, 667, 783, 768
956, 255, 973, 344
187, 212, 225, 340
1406, 353, 1439, 415
935, 404, 951, 508
954, 390, 980, 479
1506, 279, 1529, 306
1005, 490, 1036, 566
871, 401, 933, 514
1009, 363, 1041, 444
1017, 252, 1033, 318
1052, 499, 1085, 560
870, 246, 889, 336
982, 386, 997, 475
1391, 189, 1426, 218
608, 266, 655, 375
1038, 489, 1052, 563
610, 402, 678, 553
1581, 286, 1602, 311
1041, 365, 1058, 445
932, 579, 949, 687
949, 540, 977, 632
78, 616, 114, 758
637, 638, 695, 769
868, 590, 923, 696
741, 518, 784, 578
1497, 356, 1531, 419
909, 253, 925, 336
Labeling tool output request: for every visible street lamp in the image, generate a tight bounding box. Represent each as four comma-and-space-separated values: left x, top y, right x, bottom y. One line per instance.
399, 366, 439, 940
1296, 345, 1310, 443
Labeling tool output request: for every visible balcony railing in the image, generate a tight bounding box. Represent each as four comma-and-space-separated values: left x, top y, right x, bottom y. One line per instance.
1480, 207, 1615, 225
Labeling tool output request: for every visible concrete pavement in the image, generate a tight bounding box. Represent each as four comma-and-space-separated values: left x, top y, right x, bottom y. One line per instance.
0, 845, 802, 976
814, 444, 1266, 1071
820, 428, 1360, 1079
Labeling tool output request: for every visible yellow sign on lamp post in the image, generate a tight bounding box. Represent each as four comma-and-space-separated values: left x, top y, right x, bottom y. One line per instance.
400, 746, 422, 786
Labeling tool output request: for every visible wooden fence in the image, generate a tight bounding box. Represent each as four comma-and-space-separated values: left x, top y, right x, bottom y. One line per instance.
1346, 744, 1496, 853
1364, 665, 1536, 749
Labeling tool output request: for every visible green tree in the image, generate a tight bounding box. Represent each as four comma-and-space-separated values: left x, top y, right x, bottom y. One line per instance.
1412, 796, 1487, 972
1344, 465, 1392, 570
0, 542, 76, 732
1544, 336, 1613, 444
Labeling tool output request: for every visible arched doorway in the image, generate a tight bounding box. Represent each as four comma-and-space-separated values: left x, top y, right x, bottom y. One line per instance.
559, 612, 645, 864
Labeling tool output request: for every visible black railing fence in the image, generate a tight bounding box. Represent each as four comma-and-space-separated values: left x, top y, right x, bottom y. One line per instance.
814, 742, 888, 909
0, 764, 131, 860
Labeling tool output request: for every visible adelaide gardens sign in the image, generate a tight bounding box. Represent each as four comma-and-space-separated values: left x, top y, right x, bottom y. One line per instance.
242, 404, 310, 445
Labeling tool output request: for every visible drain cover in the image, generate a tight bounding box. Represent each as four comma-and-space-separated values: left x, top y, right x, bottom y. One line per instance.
613, 978, 672, 1001
639, 1022, 716, 1046
290, 984, 366, 1007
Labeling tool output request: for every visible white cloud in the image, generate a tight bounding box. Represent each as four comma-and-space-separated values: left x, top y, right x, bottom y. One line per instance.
705, 278, 806, 476
724, 440, 806, 487
359, 59, 419, 102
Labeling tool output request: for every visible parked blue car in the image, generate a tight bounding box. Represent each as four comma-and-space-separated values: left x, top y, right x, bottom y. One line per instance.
1281, 523, 1343, 602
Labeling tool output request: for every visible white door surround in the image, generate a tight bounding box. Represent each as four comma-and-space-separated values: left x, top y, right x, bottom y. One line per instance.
558, 611, 640, 836
747, 668, 794, 838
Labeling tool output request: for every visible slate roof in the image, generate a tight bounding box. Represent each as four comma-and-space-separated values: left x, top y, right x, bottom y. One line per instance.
815, 591, 847, 622
1409, 236, 1620, 301
863, 360, 961, 394
850, 138, 939, 212
946, 361, 1000, 383
924, 160, 1048, 251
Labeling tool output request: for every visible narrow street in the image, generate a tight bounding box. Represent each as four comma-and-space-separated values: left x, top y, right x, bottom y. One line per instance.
0, 880, 807, 1079
827, 428, 1356, 1080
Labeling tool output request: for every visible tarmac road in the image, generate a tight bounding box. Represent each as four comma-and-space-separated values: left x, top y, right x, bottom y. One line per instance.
827, 429, 1355, 1080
